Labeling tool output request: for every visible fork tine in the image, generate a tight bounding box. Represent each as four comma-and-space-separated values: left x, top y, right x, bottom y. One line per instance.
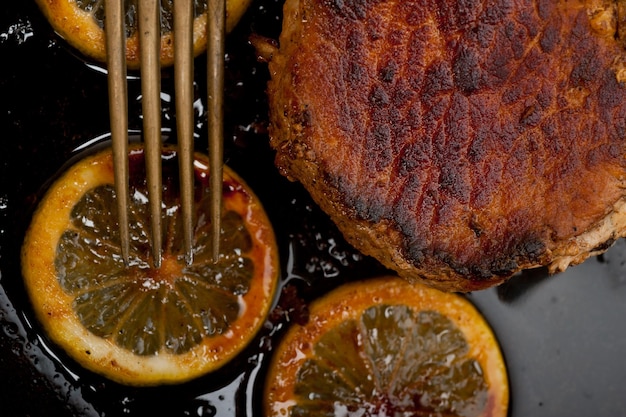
104, 0, 130, 265
139, 0, 163, 268
174, 0, 195, 266
207, 0, 226, 263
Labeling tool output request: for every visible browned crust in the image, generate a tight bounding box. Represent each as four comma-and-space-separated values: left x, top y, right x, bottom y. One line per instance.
267, 0, 626, 291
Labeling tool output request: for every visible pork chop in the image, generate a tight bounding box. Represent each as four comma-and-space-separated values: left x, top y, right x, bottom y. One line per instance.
264, 0, 626, 291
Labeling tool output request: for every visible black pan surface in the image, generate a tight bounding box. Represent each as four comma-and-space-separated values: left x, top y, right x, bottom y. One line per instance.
1, 2, 625, 416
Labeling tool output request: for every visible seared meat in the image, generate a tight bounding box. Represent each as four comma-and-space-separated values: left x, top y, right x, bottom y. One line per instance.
265, 0, 626, 291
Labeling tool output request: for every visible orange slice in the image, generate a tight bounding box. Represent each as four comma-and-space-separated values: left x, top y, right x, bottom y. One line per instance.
35, 0, 252, 68
265, 276, 509, 417
21, 145, 279, 385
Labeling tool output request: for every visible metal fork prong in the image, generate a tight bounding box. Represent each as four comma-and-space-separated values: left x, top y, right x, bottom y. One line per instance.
139, 0, 163, 268
207, 0, 226, 263
174, 0, 195, 266
104, 0, 130, 265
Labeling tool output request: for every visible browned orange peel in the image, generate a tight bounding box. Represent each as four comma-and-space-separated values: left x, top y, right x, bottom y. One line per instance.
265, 276, 509, 417
34, 0, 253, 68
21, 145, 279, 385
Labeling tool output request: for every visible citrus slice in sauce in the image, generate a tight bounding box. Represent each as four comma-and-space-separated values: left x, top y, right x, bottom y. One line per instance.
21, 145, 279, 385
35, 0, 252, 68
265, 276, 508, 417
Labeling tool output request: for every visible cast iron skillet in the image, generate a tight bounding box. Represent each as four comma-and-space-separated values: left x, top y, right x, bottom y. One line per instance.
1, 1, 625, 416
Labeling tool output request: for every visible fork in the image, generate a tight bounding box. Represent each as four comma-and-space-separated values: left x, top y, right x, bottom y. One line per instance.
104, 0, 225, 267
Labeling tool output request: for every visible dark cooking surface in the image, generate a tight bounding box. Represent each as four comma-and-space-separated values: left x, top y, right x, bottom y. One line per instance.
1, 1, 625, 416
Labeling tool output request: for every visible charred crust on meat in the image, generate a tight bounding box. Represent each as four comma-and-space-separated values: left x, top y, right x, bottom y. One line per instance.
469, 214, 484, 237
592, 237, 617, 253
452, 46, 482, 94
266, 0, 626, 291
379, 59, 398, 83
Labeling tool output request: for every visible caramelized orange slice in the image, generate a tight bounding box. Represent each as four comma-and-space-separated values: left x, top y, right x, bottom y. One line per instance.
21, 145, 279, 385
35, 0, 252, 68
265, 276, 508, 417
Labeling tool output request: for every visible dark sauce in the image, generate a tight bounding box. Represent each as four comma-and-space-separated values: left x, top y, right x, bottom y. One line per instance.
2, 1, 626, 417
